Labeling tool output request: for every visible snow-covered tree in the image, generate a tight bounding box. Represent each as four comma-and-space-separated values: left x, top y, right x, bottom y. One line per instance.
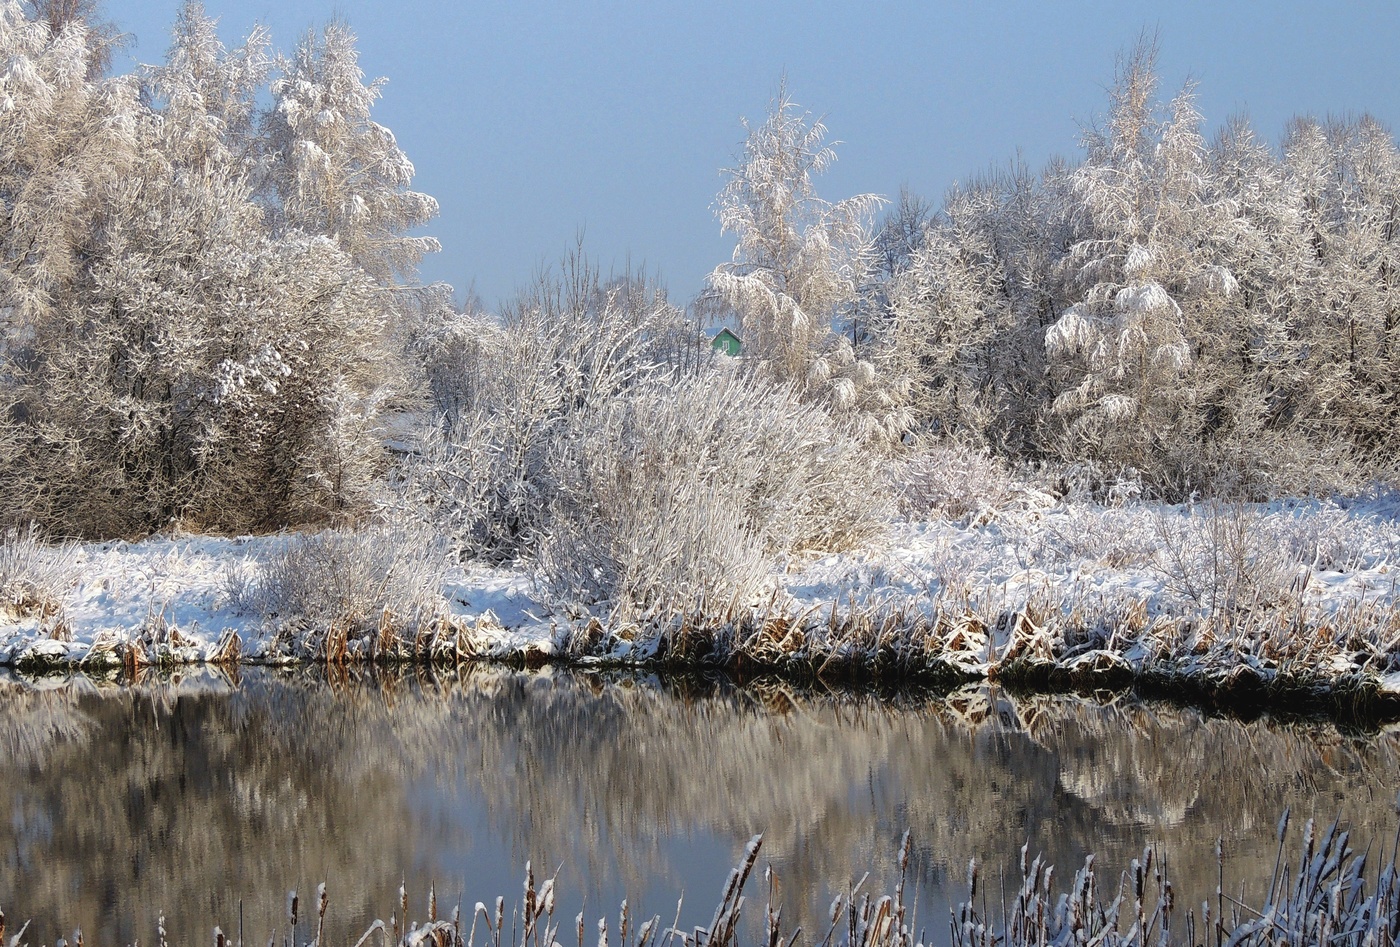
22, 0, 125, 78
1042, 41, 1244, 486
260, 20, 439, 285
144, 1, 269, 175
0, 3, 426, 535
0, 0, 139, 333
708, 81, 908, 443
880, 162, 1062, 455
1280, 115, 1400, 462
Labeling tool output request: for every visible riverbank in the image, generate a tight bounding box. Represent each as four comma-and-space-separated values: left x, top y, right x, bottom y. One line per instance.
4, 491, 1400, 720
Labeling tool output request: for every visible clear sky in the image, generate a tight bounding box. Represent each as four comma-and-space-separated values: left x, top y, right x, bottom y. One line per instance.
101, 0, 1400, 310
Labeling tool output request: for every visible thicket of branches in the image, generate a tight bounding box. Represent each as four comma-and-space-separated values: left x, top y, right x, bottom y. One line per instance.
403, 251, 884, 614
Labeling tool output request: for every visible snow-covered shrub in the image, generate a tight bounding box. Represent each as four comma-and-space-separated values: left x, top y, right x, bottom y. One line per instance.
1262, 496, 1400, 573
249, 520, 447, 636
1151, 503, 1298, 616
1032, 505, 1160, 570
1042, 459, 1150, 507
538, 370, 891, 616
0, 523, 77, 619
887, 441, 1043, 524
403, 258, 694, 561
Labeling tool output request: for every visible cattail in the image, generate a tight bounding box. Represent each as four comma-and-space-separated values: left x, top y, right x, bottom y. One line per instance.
215, 927, 226, 947
288, 891, 299, 929
541, 878, 556, 918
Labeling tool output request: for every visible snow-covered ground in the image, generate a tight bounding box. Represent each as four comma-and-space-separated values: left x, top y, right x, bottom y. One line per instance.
4, 492, 1400, 703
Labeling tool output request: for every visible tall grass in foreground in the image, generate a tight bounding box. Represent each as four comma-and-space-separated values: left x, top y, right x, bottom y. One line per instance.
4, 811, 1396, 947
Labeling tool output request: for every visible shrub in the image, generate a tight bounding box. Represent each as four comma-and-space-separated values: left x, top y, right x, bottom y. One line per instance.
247, 521, 447, 638
538, 370, 891, 617
888, 440, 1047, 524
403, 256, 698, 562
1151, 502, 1298, 617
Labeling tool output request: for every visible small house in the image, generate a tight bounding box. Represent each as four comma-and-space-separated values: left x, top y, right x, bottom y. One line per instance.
710, 327, 742, 357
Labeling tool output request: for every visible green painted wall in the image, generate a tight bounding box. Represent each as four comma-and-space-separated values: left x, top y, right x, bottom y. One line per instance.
711, 328, 742, 357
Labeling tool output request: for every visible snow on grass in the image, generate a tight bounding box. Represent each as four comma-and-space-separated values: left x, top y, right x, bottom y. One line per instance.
3, 489, 1399, 705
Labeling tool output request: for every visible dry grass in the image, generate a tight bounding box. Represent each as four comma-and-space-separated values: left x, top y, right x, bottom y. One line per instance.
240, 521, 452, 662
0, 523, 77, 622
887, 442, 1050, 526
4, 811, 1394, 947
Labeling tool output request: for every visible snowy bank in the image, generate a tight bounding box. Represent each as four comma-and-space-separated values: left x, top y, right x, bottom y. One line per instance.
3, 493, 1400, 717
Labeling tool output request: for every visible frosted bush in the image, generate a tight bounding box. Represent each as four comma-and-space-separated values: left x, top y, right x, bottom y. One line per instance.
0, 523, 77, 619
1047, 461, 1147, 505
405, 257, 695, 562
1151, 503, 1298, 616
538, 370, 891, 616
888, 441, 1044, 524
1264, 499, 1400, 572
250, 521, 447, 635
1032, 505, 1160, 570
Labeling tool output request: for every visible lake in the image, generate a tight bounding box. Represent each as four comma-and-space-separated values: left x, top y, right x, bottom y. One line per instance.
2, 666, 1397, 946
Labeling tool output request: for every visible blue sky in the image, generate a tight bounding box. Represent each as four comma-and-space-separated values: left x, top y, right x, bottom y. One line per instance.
103, 1, 1400, 310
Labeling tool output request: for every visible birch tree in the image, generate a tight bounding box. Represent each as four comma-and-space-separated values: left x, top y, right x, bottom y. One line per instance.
708, 81, 909, 442
260, 20, 439, 285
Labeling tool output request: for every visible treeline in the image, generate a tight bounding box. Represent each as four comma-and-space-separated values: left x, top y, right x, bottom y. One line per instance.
863, 43, 1400, 497
4, 2, 1400, 561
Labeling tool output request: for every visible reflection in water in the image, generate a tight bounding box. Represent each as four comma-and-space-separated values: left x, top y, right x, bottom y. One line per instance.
1, 667, 1397, 946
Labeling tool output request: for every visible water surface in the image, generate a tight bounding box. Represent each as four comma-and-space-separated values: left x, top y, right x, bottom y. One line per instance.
2, 666, 1397, 946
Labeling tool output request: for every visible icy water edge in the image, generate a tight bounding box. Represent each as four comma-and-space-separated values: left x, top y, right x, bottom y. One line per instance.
1, 666, 1398, 946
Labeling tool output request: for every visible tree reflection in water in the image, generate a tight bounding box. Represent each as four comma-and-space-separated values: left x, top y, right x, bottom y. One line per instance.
0, 666, 1396, 946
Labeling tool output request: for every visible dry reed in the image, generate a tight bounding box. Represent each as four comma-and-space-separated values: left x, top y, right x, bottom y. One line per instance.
5, 810, 1396, 946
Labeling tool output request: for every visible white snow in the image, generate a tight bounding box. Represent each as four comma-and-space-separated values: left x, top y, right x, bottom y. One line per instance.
4, 491, 1400, 697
